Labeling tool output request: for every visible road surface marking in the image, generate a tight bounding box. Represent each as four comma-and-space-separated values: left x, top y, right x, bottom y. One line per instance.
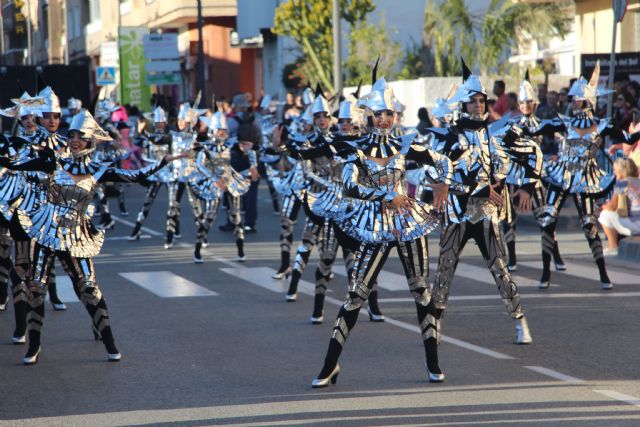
524, 366, 586, 383
119, 271, 218, 297
519, 260, 639, 285
594, 390, 640, 407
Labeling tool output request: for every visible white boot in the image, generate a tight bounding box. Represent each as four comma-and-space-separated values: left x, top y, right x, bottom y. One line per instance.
516, 316, 532, 345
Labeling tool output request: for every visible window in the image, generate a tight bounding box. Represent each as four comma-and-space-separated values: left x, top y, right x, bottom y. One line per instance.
88, 0, 100, 23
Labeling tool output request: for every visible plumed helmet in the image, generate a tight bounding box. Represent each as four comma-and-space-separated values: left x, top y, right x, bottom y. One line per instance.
311, 84, 330, 115
449, 58, 487, 104
518, 69, 538, 103
568, 61, 614, 109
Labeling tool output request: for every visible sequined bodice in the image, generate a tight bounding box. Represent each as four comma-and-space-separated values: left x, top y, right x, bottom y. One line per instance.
199, 144, 230, 177
361, 156, 406, 194
48, 170, 98, 214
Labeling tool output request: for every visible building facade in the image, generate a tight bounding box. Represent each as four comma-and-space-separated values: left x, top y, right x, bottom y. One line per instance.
1, 0, 254, 108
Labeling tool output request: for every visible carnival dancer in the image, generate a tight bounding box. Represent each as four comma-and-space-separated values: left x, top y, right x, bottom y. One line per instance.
279, 88, 386, 323
164, 102, 207, 249
128, 106, 174, 240
257, 95, 281, 215
429, 60, 535, 346
264, 108, 314, 280
283, 87, 335, 301
1, 110, 181, 364
189, 111, 252, 263
502, 70, 565, 272
533, 62, 640, 290
312, 70, 452, 387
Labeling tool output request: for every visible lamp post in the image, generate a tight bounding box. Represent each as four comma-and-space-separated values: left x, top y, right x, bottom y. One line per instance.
197, 0, 205, 107
332, 0, 342, 96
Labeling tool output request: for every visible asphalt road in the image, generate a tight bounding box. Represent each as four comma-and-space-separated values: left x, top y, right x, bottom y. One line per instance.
1, 183, 640, 426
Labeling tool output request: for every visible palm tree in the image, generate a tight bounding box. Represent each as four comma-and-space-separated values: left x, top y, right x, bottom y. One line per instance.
424, 0, 571, 76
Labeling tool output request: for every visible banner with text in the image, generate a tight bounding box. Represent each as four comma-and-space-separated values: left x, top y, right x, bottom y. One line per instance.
119, 27, 150, 111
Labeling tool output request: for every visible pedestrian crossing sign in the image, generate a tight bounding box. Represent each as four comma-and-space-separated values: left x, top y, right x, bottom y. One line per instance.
96, 66, 117, 86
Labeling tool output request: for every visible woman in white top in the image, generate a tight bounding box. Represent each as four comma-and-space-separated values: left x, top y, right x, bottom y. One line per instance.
598, 158, 640, 255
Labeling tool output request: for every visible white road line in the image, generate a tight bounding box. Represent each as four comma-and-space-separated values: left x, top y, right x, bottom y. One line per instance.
379, 291, 640, 303
219, 264, 515, 361
524, 366, 586, 383
332, 268, 406, 291
111, 215, 163, 237
119, 271, 219, 297
594, 390, 640, 407
105, 235, 152, 241
333, 263, 555, 290
519, 260, 640, 285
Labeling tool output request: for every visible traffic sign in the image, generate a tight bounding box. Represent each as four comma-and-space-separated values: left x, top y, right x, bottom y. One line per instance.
96, 66, 117, 86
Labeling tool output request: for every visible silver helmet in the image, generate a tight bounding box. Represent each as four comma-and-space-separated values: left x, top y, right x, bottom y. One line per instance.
35, 86, 62, 116
449, 58, 487, 104
517, 69, 538, 103
4, 92, 44, 118
338, 100, 352, 119
301, 86, 315, 107
311, 84, 331, 116
69, 110, 112, 148
356, 58, 395, 114
177, 102, 191, 121
67, 97, 83, 111
568, 61, 613, 109
200, 111, 228, 131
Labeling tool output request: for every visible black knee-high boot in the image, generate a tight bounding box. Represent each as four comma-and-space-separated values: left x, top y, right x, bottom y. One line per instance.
584, 225, 610, 285
47, 265, 66, 309
311, 293, 325, 321
287, 249, 312, 297
316, 307, 360, 379
540, 224, 556, 286
552, 239, 565, 268
24, 284, 46, 361
276, 251, 291, 276
417, 299, 442, 380
11, 272, 29, 342
368, 287, 384, 321
236, 238, 245, 258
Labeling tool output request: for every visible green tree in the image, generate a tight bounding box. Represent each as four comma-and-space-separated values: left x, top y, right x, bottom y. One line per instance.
423, 0, 571, 76
273, 0, 375, 92
343, 18, 403, 86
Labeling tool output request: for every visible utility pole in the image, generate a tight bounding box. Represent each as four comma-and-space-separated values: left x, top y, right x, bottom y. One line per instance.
197, 0, 205, 107
332, 0, 342, 96
606, 0, 628, 119
26, 0, 32, 65
63, 0, 69, 64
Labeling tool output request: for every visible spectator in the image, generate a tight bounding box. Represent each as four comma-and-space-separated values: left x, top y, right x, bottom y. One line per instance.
416, 107, 431, 135
558, 87, 570, 115
612, 91, 633, 131
626, 81, 640, 109
537, 90, 559, 119
492, 80, 508, 117
537, 83, 548, 109
282, 92, 295, 120
504, 92, 520, 119
598, 158, 640, 255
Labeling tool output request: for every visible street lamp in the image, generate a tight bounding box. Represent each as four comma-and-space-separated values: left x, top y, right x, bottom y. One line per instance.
197, 0, 205, 107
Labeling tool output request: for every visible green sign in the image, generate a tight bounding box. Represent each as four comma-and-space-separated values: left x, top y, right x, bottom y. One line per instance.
118, 27, 150, 111
145, 73, 181, 86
